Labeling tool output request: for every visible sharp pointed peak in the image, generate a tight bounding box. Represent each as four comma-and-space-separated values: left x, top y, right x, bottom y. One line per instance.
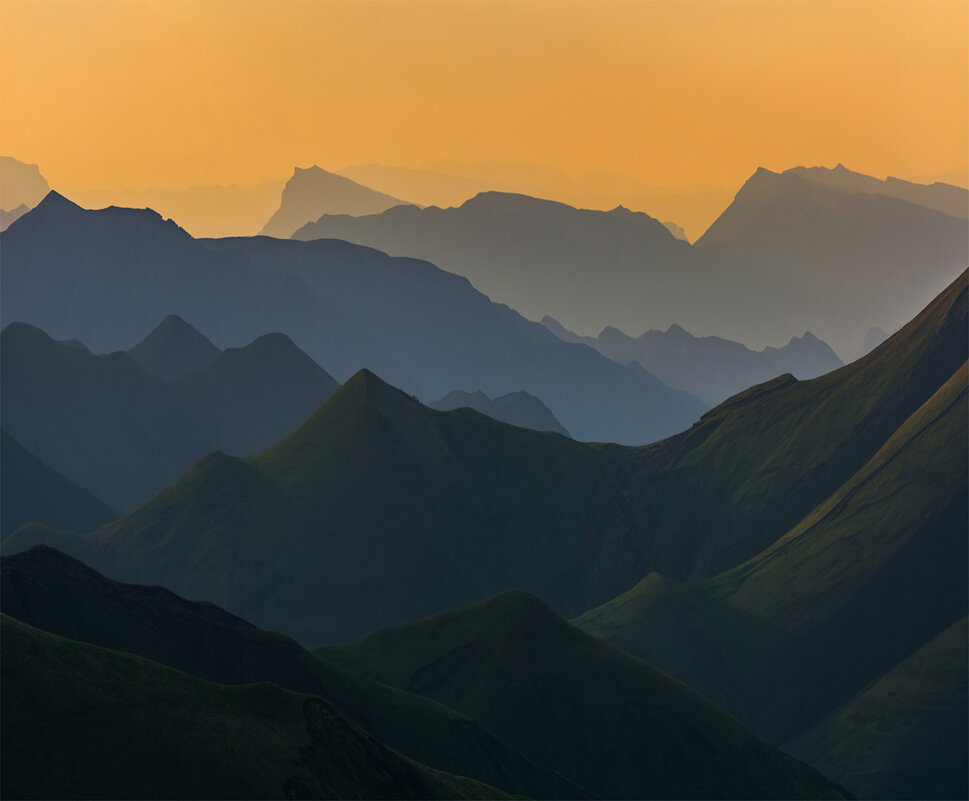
33, 190, 83, 213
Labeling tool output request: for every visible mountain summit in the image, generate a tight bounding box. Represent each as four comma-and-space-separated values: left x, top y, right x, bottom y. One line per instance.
260, 165, 410, 238
127, 314, 220, 379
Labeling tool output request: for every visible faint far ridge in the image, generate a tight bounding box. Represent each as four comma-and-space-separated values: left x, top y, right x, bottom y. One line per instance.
0, 156, 49, 211
429, 389, 570, 437
852, 326, 891, 362
261, 165, 412, 239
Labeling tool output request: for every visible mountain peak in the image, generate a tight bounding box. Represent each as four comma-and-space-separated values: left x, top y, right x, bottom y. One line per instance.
260, 166, 408, 238
665, 323, 692, 338
127, 314, 219, 380
32, 190, 83, 215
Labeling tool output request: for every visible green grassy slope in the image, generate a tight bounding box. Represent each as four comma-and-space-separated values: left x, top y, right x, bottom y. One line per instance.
321, 591, 847, 800
1, 545, 584, 800
1, 430, 116, 538
0, 614, 509, 801
621, 267, 967, 577
786, 616, 967, 801
575, 360, 968, 751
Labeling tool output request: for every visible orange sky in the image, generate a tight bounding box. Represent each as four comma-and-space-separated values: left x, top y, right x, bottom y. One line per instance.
1, 0, 967, 198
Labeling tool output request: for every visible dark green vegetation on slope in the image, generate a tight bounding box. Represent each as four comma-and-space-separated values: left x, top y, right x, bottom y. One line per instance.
321, 591, 847, 800
1, 546, 584, 800
6, 271, 964, 649
575, 352, 968, 797
0, 615, 508, 801
0, 431, 115, 539
1, 320, 338, 512
786, 617, 968, 801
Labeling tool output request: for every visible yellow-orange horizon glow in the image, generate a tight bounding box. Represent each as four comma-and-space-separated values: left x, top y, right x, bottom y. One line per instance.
1, 1, 966, 213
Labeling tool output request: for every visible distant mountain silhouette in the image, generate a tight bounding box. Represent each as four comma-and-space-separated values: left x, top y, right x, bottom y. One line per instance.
336, 163, 496, 208
322, 591, 846, 800
0, 203, 29, 231
58, 337, 90, 352
297, 171, 968, 357
429, 389, 569, 436
695, 167, 968, 355
1, 431, 115, 539
261, 166, 410, 239
2, 190, 410, 384
3, 192, 704, 444
1, 614, 507, 801
661, 220, 689, 241
293, 190, 708, 342
788, 163, 968, 218
1, 546, 583, 800
852, 326, 890, 362
542, 317, 843, 405
1, 321, 339, 512
68, 178, 286, 238
127, 313, 220, 379
0, 156, 49, 210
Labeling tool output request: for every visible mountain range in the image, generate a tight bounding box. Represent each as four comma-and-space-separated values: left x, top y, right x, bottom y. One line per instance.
542, 317, 843, 405
1, 318, 339, 512
261, 165, 411, 239
294, 166, 967, 357
1, 190, 705, 444
6, 270, 963, 655
428, 389, 569, 436
786, 163, 968, 219
1, 546, 847, 800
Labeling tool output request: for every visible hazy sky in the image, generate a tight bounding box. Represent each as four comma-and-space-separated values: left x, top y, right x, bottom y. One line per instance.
2, 0, 966, 195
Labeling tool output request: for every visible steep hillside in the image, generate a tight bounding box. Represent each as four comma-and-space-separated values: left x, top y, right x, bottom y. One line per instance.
786, 617, 968, 800
322, 591, 846, 800
0, 431, 115, 538
576, 360, 967, 763
1, 546, 583, 799
1, 615, 507, 801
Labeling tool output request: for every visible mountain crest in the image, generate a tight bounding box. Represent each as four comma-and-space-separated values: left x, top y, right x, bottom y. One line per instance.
127, 314, 220, 380
32, 189, 83, 215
